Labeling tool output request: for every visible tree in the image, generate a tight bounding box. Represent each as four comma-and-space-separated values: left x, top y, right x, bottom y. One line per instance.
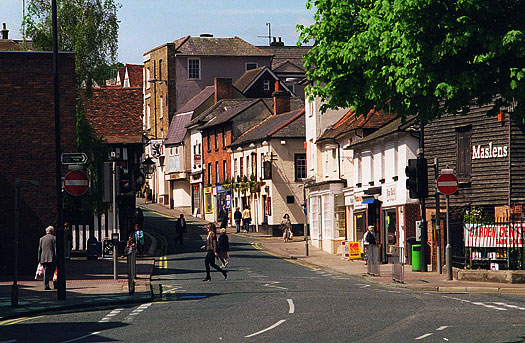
25, 0, 120, 90
298, 1, 525, 122
24, 0, 120, 214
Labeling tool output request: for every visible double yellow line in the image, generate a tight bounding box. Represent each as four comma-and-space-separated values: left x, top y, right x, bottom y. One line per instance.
158, 256, 168, 270
0, 315, 42, 326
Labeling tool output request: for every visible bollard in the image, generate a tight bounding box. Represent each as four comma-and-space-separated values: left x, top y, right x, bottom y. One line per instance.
127, 245, 135, 295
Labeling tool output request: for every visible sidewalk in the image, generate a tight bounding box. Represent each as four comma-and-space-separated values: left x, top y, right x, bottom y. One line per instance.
0, 255, 155, 321
140, 199, 525, 295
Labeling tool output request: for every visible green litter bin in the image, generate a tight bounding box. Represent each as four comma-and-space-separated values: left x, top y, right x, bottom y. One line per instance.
412, 244, 421, 271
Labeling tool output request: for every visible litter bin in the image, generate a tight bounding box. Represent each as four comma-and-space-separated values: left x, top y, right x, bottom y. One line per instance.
87, 236, 99, 260
412, 244, 421, 271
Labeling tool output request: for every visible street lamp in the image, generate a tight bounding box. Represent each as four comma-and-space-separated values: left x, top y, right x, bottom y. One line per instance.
12, 177, 39, 307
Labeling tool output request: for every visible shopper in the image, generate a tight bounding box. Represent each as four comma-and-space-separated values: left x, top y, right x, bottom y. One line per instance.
175, 213, 187, 246
133, 224, 145, 257
242, 206, 251, 233
281, 213, 292, 243
217, 228, 230, 268
201, 223, 228, 281
38, 226, 56, 290
234, 207, 242, 233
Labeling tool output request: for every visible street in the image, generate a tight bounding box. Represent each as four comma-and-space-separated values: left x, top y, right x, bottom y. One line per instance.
1, 209, 524, 342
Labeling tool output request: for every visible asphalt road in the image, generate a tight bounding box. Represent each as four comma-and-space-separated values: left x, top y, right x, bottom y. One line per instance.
2, 209, 525, 342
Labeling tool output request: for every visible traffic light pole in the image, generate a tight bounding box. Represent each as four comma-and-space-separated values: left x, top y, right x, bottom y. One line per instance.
112, 161, 118, 280
418, 119, 428, 272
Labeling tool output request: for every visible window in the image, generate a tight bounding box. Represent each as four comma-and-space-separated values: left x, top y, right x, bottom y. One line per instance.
207, 131, 211, 152
222, 127, 226, 149
214, 129, 218, 151
207, 163, 211, 185
188, 58, 200, 79
146, 68, 150, 89
234, 158, 238, 178
159, 59, 162, 80
168, 146, 180, 172
160, 96, 164, 119
294, 153, 307, 180
456, 126, 472, 179
252, 153, 257, 178
246, 156, 250, 175
263, 161, 272, 179
215, 161, 219, 184
146, 104, 151, 129
240, 158, 244, 177
263, 80, 271, 91
246, 62, 258, 71
287, 196, 295, 204
223, 160, 227, 181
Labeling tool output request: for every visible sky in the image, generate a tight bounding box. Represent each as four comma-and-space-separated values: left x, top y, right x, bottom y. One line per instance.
1, 0, 315, 64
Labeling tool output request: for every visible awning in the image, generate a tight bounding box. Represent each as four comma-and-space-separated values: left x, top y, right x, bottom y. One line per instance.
362, 197, 375, 204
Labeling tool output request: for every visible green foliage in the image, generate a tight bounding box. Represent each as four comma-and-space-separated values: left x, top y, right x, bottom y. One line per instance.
298, 0, 525, 122
24, 0, 120, 91
24, 0, 120, 215
63, 101, 109, 215
461, 205, 489, 224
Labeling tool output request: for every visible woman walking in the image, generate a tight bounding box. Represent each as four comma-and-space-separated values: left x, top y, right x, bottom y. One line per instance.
217, 228, 230, 268
281, 213, 292, 243
201, 223, 228, 281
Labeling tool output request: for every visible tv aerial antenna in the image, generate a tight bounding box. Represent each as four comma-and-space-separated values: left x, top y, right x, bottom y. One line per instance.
257, 22, 272, 46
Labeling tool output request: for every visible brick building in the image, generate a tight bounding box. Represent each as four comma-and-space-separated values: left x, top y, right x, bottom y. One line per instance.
0, 51, 76, 274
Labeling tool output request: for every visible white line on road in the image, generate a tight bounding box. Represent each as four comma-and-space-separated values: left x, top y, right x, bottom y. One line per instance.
436, 326, 449, 331
263, 281, 288, 290
124, 303, 153, 323
287, 299, 295, 314
471, 302, 507, 311
245, 320, 286, 338
492, 302, 525, 310
359, 284, 371, 289
415, 333, 433, 340
60, 331, 101, 343
98, 308, 123, 323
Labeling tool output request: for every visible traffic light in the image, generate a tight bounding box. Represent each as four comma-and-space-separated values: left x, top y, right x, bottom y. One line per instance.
116, 164, 131, 195
405, 158, 428, 199
405, 159, 418, 199
416, 157, 428, 199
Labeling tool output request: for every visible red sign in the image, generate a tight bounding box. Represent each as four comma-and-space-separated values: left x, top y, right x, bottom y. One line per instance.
64, 170, 89, 196
437, 173, 458, 195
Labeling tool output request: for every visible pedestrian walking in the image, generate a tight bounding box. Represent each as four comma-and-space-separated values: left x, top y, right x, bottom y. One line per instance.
362, 225, 377, 265
175, 213, 187, 246
280, 213, 292, 243
217, 228, 229, 268
64, 222, 72, 260
201, 223, 228, 281
219, 204, 229, 229
38, 226, 56, 290
144, 182, 151, 203
136, 207, 144, 230
233, 207, 242, 233
242, 206, 251, 233
133, 224, 145, 257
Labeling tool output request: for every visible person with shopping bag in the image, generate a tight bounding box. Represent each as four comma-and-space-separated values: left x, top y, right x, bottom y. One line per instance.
37, 226, 56, 290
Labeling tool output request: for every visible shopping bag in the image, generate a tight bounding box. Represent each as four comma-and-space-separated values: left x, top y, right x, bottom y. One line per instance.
289, 232, 293, 240
35, 263, 44, 280
53, 268, 58, 282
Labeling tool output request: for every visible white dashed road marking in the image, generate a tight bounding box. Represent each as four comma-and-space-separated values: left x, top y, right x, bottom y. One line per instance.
492, 302, 525, 310
415, 333, 433, 340
98, 308, 124, 323
287, 299, 295, 314
263, 281, 288, 290
124, 303, 153, 323
245, 320, 286, 338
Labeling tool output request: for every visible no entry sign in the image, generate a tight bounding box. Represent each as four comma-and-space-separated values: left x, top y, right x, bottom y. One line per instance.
437, 173, 458, 195
64, 170, 89, 196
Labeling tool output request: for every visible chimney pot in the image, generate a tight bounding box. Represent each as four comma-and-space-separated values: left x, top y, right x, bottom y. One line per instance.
1, 23, 8, 40
272, 87, 290, 115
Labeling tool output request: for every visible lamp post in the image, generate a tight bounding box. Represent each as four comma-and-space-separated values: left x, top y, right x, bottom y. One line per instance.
12, 177, 39, 307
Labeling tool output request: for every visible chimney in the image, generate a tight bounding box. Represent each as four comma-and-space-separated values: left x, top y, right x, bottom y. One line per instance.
214, 77, 233, 103
272, 81, 290, 115
1, 23, 8, 40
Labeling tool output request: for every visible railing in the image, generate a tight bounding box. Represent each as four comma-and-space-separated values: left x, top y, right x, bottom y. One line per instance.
392, 246, 404, 283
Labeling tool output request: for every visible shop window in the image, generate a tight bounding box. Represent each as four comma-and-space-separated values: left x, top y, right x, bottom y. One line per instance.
335, 194, 346, 238
456, 126, 472, 179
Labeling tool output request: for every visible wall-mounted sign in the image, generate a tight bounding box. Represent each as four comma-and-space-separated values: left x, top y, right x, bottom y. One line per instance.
386, 185, 396, 202
464, 223, 523, 247
194, 153, 202, 164
472, 142, 508, 160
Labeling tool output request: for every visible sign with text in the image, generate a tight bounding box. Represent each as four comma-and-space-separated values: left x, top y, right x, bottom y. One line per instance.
472, 142, 508, 160
61, 153, 88, 165
464, 223, 524, 248
348, 241, 361, 259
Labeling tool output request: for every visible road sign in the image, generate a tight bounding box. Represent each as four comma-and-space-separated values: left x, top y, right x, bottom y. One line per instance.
437, 173, 458, 195
61, 153, 88, 165
64, 170, 89, 196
